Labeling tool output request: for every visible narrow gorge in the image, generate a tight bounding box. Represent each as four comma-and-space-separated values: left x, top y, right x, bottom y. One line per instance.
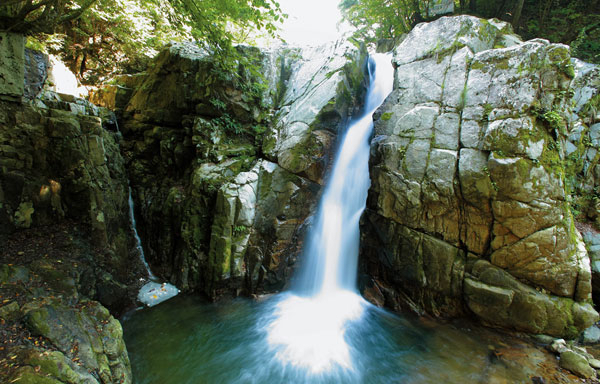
2, 7, 600, 384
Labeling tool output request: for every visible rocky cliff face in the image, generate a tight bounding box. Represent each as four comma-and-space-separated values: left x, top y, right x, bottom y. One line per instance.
564, 59, 600, 302
0, 42, 145, 313
0, 33, 135, 383
105, 41, 368, 297
362, 15, 598, 337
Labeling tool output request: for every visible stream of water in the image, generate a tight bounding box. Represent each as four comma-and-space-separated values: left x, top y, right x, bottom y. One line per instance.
121, 54, 555, 383
128, 187, 179, 306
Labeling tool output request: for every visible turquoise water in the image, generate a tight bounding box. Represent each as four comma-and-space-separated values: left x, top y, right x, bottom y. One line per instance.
122, 293, 545, 384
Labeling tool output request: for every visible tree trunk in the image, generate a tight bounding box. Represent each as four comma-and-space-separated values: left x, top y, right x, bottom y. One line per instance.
512, 0, 525, 30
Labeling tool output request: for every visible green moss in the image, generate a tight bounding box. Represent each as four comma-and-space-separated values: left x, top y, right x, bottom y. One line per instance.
482, 103, 493, 121
542, 110, 565, 132
457, 85, 468, 113
381, 112, 393, 121
470, 61, 485, 71
9, 367, 63, 384
563, 62, 575, 78
26, 308, 51, 336
434, 40, 467, 64
495, 58, 510, 70
581, 93, 600, 122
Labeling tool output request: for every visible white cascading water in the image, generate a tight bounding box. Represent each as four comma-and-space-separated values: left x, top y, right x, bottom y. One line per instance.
267, 53, 394, 374
128, 187, 179, 307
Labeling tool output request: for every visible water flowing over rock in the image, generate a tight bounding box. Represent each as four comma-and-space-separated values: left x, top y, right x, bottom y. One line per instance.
113, 41, 368, 298
362, 15, 598, 337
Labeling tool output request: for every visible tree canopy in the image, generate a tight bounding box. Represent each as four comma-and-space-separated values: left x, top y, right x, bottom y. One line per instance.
1, 0, 285, 83
2, 0, 599, 83
339, 0, 437, 45
340, 0, 600, 63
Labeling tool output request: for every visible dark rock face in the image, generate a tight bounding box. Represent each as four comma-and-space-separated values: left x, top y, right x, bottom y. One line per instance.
23, 48, 49, 99
110, 41, 368, 298
0, 39, 146, 315
361, 15, 598, 337
0, 100, 139, 298
0, 36, 141, 383
0, 32, 25, 101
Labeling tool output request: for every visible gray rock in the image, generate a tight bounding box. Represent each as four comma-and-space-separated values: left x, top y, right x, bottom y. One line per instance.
270, 40, 367, 183
0, 301, 20, 321
25, 299, 131, 383
0, 32, 25, 99
589, 358, 600, 369
582, 325, 600, 344
550, 339, 569, 354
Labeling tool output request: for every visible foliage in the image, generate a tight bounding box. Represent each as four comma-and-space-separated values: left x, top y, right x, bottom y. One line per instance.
463, 0, 600, 64
47, 0, 189, 83
542, 110, 564, 131
339, 0, 434, 45
2, 0, 285, 84
0, 0, 98, 34
215, 113, 244, 135
341, 0, 600, 64
581, 93, 600, 124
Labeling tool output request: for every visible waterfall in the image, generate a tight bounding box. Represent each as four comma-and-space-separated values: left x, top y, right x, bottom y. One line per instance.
128, 187, 180, 307
266, 53, 395, 374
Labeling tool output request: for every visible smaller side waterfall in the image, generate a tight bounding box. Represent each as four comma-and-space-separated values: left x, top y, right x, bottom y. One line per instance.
128, 187, 179, 307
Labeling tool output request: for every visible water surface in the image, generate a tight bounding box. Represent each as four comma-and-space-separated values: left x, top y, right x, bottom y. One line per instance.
123, 294, 556, 384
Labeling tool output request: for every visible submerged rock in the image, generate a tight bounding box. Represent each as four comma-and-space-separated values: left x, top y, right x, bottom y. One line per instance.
362, 15, 598, 336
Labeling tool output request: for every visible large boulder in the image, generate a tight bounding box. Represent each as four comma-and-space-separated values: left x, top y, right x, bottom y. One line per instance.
362, 15, 598, 336
265, 41, 368, 183
118, 41, 367, 298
